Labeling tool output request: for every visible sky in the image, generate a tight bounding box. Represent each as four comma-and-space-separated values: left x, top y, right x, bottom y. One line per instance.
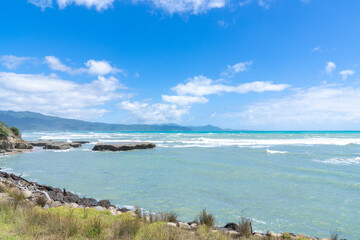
0, 0, 360, 130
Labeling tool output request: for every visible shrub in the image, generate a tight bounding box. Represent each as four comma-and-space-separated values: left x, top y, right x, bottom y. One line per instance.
239, 217, 252, 238
282, 232, 291, 239
10, 127, 20, 136
36, 196, 47, 207
0, 126, 9, 138
197, 209, 215, 228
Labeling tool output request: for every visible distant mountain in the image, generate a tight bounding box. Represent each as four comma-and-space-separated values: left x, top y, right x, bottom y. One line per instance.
0, 111, 224, 132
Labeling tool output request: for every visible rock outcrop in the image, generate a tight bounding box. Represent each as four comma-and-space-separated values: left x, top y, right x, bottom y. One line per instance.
92, 142, 156, 151
0, 123, 32, 154
28, 141, 83, 150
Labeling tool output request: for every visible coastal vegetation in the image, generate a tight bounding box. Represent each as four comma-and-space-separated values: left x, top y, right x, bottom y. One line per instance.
0, 122, 9, 138
0, 173, 335, 240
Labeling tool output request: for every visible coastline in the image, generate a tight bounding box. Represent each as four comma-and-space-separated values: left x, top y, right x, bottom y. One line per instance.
0, 169, 330, 240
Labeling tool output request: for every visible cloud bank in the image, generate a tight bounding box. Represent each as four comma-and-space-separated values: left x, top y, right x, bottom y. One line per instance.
0, 72, 125, 120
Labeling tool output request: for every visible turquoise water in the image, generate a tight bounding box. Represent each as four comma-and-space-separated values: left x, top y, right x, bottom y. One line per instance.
1, 131, 360, 239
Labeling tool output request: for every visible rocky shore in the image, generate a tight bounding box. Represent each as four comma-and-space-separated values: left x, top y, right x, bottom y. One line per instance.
0, 170, 331, 240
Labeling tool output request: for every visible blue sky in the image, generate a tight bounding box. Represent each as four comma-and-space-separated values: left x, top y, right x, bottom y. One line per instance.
0, 0, 360, 130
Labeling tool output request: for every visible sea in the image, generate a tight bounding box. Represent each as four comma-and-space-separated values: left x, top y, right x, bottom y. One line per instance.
0, 131, 359, 239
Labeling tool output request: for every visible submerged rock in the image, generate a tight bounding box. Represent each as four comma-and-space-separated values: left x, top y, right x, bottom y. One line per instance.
92, 142, 156, 151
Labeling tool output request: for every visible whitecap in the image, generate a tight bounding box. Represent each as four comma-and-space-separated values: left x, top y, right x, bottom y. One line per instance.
316, 157, 360, 165
266, 149, 288, 154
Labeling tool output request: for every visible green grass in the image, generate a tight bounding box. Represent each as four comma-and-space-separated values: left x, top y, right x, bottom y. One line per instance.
0, 184, 317, 240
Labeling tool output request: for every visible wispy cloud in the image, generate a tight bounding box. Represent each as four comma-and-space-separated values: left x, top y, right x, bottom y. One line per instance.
45, 56, 121, 76
27, 0, 53, 11
172, 75, 289, 96
143, 0, 226, 14
0, 55, 31, 69
325, 61, 336, 74
29, 0, 115, 11
162, 95, 209, 105
118, 101, 190, 123
0, 72, 126, 120
339, 69, 355, 80
312, 46, 321, 52
232, 85, 360, 129
221, 61, 253, 76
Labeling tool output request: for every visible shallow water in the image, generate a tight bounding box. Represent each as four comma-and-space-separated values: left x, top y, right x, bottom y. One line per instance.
1, 131, 359, 239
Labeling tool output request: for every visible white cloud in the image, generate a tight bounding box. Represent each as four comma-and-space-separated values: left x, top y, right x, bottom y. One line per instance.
312, 46, 321, 52
222, 61, 252, 76
162, 95, 209, 105
29, 0, 114, 11
45, 56, 121, 76
325, 61, 336, 74
235, 85, 360, 129
118, 101, 190, 123
57, 0, 114, 11
85, 59, 120, 75
0, 55, 31, 69
239, 0, 252, 7
138, 0, 225, 14
28, 0, 53, 11
45, 56, 73, 73
339, 69, 355, 80
0, 72, 126, 120
172, 75, 289, 96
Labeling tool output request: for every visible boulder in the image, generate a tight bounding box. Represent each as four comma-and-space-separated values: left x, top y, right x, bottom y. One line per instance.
98, 199, 111, 208
82, 197, 98, 206
167, 222, 177, 228
224, 222, 239, 232
70, 142, 82, 148
178, 222, 191, 229
92, 142, 156, 152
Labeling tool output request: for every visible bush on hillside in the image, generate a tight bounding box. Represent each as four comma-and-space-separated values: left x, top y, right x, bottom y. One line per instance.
0, 126, 9, 138
10, 127, 20, 136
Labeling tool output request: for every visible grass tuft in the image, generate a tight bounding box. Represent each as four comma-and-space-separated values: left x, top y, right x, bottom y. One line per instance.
197, 209, 215, 228
239, 217, 252, 238
330, 232, 339, 240
158, 211, 179, 223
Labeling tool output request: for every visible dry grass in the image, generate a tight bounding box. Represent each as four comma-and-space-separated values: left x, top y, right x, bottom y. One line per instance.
197, 209, 215, 228
239, 217, 252, 238
36, 196, 47, 207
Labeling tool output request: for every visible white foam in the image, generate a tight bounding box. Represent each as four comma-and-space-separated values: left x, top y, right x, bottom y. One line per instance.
266, 149, 288, 154
317, 157, 360, 165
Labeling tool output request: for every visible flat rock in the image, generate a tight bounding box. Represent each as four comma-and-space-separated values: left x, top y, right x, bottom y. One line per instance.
92, 142, 156, 151
73, 141, 90, 144
28, 141, 82, 150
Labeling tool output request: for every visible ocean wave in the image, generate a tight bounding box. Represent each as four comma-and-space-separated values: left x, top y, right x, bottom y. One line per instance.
317, 157, 360, 165
266, 149, 288, 154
